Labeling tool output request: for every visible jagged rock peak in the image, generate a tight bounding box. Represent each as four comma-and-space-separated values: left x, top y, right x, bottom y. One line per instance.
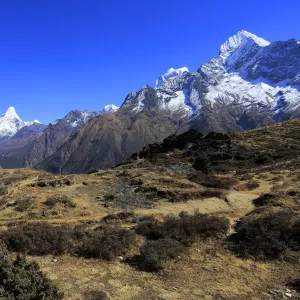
155, 67, 189, 88
220, 30, 270, 58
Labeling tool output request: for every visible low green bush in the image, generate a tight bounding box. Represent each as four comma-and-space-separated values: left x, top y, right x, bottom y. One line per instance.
0, 255, 63, 299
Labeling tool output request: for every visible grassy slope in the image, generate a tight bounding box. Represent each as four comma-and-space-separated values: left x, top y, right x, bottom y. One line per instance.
1, 119, 300, 299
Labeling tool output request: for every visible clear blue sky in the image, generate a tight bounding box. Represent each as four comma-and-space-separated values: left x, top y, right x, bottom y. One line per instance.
0, 0, 299, 124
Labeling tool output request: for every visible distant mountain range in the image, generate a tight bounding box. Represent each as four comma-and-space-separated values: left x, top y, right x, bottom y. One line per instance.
1, 30, 300, 173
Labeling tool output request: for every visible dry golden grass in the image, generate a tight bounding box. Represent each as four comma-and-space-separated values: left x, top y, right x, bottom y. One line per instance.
1, 165, 300, 299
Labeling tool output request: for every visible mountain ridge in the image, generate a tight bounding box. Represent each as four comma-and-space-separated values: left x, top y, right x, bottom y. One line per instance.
1, 30, 300, 173
39, 29, 300, 174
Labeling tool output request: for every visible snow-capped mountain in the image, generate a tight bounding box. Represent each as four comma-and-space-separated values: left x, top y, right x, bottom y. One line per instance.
155, 67, 189, 88
3, 30, 300, 173
0, 107, 42, 139
103, 104, 119, 113
123, 30, 300, 132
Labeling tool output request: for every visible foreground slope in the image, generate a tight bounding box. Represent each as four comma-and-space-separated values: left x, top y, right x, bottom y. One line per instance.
1, 119, 300, 298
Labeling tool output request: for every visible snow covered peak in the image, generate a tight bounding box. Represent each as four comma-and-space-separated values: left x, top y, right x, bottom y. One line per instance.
156, 67, 189, 88
0, 107, 42, 139
164, 67, 189, 79
103, 104, 119, 113
220, 30, 270, 59
3, 106, 20, 120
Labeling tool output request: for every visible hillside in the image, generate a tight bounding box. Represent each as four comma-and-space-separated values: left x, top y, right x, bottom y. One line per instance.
1, 119, 300, 299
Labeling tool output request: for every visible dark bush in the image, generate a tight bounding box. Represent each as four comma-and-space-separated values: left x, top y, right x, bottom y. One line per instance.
15, 198, 36, 212
117, 211, 135, 220
139, 238, 185, 272
78, 227, 136, 260
200, 189, 225, 199
135, 216, 161, 240
246, 180, 260, 190
2, 223, 74, 255
129, 179, 144, 186
83, 290, 108, 300
101, 212, 135, 224
44, 195, 76, 208
228, 211, 297, 259
103, 194, 115, 201
287, 279, 300, 292
252, 193, 279, 207
0, 255, 63, 299
101, 214, 120, 224
136, 212, 230, 245
190, 173, 238, 190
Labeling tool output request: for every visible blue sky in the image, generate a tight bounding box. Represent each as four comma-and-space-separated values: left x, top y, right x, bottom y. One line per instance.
0, 0, 299, 124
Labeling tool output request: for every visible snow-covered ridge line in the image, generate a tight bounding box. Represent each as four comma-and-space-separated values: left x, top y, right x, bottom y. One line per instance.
220, 30, 270, 59
155, 67, 189, 88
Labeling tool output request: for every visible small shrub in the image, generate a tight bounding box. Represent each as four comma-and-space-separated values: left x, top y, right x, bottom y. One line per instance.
252, 194, 279, 207
136, 212, 230, 245
117, 211, 135, 220
45, 195, 76, 208
135, 216, 161, 240
78, 227, 136, 260
228, 211, 296, 260
139, 238, 185, 272
246, 180, 260, 190
15, 198, 36, 212
101, 212, 135, 224
200, 189, 225, 199
101, 214, 120, 224
2, 223, 74, 255
103, 194, 115, 201
83, 290, 108, 300
190, 173, 238, 190
0, 255, 63, 299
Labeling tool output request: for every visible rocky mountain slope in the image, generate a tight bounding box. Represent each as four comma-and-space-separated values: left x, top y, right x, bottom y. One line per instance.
0, 106, 119, 168
37, 30, 300, 174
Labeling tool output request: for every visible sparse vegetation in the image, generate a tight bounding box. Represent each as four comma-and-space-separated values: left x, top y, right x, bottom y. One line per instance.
78, 227, 136, 260
44, 195, 76, 208
15, 198, 36, 212
189, 173, 238, 190
1, 223, 74, 255
136, 211, 230, 245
